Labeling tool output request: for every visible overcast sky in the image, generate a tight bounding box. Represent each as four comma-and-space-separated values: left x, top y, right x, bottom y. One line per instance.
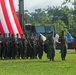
14, 0, 74, 12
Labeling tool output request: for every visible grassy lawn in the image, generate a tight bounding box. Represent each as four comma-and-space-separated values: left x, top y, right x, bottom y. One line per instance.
0, 49, 76, 75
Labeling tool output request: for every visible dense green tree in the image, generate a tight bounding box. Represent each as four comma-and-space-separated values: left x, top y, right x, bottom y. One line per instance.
23, 1, 76, 36
53, 20, 67, 34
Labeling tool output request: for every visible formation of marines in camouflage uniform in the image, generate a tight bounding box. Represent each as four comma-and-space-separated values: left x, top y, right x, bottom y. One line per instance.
0, 32, 45, 59
0, 31, 67, 61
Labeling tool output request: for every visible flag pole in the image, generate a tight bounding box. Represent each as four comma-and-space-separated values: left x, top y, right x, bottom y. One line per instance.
19, 0, 24, 33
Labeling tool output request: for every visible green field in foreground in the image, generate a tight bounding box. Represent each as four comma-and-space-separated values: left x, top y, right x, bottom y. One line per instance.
0, 49, 76, 75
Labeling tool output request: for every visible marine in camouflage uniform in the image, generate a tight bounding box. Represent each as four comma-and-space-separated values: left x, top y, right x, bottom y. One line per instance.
26, 36, 31, 59
29, 35, 34, 59
37, 35, 44, 59
59, 31, 67, 61
32, 34, 37, 59
7, 33, 12, 59
47, 32, 55, 61
21, 34, 26, 59
23, 34, 28, 58
11, 34, 17, 59
0, 32, 3, 59
16, 33, 20, 59
3, 33, 8, 59
17, 35, 23, 59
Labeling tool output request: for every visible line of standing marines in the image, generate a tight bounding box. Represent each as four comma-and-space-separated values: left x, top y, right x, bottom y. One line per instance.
0, 31, 67, 61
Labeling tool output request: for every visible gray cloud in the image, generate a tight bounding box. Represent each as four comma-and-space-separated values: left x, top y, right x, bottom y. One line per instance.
14, 0, 74, 12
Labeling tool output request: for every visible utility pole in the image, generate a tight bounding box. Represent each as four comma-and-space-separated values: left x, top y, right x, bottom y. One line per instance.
19, 0, 24, 32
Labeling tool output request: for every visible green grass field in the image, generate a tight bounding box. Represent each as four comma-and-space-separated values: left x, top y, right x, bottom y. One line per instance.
0, 49, 76, 75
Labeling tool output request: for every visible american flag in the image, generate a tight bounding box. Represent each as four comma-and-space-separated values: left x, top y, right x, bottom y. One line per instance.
0, 0, 23, 38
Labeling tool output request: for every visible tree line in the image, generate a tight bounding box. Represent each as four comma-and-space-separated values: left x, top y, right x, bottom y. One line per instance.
23, 0, 76, 37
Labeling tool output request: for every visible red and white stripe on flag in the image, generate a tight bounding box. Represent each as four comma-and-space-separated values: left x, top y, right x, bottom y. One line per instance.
0, 0, 23, 38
